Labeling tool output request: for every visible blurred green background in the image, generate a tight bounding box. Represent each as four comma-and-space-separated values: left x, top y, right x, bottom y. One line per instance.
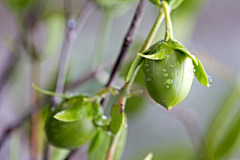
1, 0, 240, 159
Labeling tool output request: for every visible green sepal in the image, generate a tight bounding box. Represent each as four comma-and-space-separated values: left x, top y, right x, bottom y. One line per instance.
164, 39, 198, 65
125, 41, 163, 82
137, 43, 174, 60
92, 102, 104, 119
94, 115, 112, 127
53, 99, 93, 122
88, 128, 112, 160
110, 104, 124, 135
193, 57, 212, 87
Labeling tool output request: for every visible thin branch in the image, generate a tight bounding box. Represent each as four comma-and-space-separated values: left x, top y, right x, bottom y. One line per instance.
0, 51, 18, 98
101, 0, 148, 108
65, 59, 113, 91
105, 0, 148, 88
53, 0, 96, 105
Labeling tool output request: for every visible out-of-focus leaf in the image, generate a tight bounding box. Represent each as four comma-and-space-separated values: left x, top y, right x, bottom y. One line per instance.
88, 128, 111, 160
168, 0, 184, 10
110, 104, 124, 134
143, 152, 153, 160
126, 143, 197, 160
201, 80, 240, 159
215, 111, 240, 159
43, 14, 65, 58
113, 114, 128, 160
3, 0, 35, 13
53, 100, 93, 122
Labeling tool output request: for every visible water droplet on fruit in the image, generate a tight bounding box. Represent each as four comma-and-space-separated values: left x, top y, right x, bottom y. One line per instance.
163, 69, 167, 72
164, 73, 168, 77
166, 78, 173, 84
165, 85, 170, 88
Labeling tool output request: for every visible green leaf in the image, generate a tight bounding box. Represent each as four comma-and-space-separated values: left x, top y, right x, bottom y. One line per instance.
143, 152, 153, 160
138, 43, 174, 60
164, 39, 198, 65
110, 104, 124, 135
4, 0, 35, 13
53, 99, 93, 122
168, 0, 184, 10
43, 14, 65, 58
88, 128, 112, 160
193, 57, 211, 87
92, 102, 104, 119
113, 114, 128, 160
215, 111, 240, 159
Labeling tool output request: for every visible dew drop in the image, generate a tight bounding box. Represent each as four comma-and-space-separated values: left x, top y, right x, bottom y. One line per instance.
193, 69, 196, 72
165, 85, 170, 88
207, 75, 213, 87
164, 73, 168, 77
163, 69, 167, 72
166, 78, 173, 84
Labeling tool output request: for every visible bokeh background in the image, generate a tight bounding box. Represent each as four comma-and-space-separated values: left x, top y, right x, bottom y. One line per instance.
1, 0, 240, 159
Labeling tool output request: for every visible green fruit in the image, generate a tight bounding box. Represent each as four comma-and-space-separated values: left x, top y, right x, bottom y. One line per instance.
45, 100, 97, 149
142, 50, 194, 110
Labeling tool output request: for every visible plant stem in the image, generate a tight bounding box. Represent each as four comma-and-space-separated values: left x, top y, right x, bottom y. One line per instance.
162, 1, 174, 41
91, 9, 113, 68
106, 5, 165, 160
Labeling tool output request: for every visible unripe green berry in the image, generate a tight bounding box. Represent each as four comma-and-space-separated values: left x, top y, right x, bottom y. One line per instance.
45, 100, 97, 149
142, 50, 194, 110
